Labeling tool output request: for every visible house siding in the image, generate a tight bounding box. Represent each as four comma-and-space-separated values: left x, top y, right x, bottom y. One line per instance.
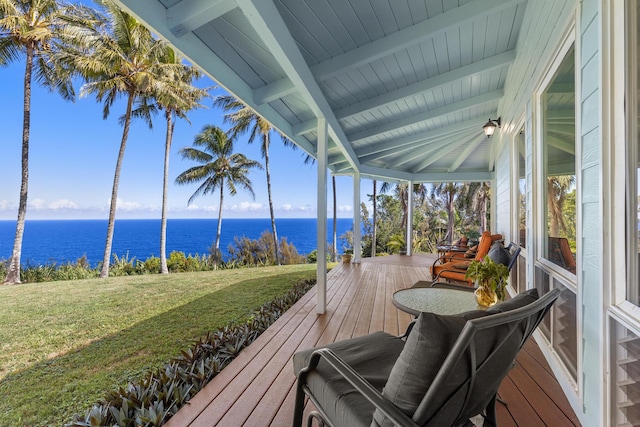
579, 0, 602, 422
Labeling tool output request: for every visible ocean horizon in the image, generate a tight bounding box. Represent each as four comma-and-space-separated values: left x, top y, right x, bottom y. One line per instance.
0, 218, 354, 267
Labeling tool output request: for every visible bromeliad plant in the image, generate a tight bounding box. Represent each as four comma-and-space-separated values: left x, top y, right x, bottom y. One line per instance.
464, 255, 510, 306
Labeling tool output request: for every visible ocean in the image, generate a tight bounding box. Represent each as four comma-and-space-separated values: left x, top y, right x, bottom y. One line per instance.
0, 218, 354, 267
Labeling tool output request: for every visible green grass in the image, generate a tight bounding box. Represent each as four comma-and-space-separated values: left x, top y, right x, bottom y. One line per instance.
0, 265, 317, 426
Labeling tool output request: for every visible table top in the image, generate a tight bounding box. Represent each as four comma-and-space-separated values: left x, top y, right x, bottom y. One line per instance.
392, 287, 486, 316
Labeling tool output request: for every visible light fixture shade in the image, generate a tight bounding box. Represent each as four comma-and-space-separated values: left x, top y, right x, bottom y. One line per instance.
482, 117, 501, 138
483, 121, 496, 137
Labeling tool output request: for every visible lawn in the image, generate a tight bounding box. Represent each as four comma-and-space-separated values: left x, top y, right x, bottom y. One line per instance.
0, 265, 317, 426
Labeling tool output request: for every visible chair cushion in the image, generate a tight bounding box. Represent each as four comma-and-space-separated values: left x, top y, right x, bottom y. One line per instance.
487, 288, 539, 314
293, 332, 405, 427
452, 262, 469, 270
487, 241, 511, 266
372, 310, 489, 426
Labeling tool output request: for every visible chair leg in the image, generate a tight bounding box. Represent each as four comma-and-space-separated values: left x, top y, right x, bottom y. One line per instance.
292, 384, 306, 427
484, 394, 498, 427
307, 411, 325, 427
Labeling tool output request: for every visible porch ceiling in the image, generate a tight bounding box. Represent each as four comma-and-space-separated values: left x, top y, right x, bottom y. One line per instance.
113, 0, 528, 183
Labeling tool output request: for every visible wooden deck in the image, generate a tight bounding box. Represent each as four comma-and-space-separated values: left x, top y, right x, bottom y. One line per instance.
166, 255, 581, 427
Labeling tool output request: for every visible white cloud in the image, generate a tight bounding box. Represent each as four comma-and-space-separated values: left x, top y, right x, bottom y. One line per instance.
0, 200, 11, 211
49, 199, 79, 210
338, 205, 353, 213
229, 201, 264, 212
29, 198, 46, 210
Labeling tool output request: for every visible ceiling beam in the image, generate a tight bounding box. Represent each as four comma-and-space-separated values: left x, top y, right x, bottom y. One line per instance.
251, 0, 524, 106
448, 135, 487, 172
359, 128, 479, 169
354, 118, 481, 157
411, 134, 478, 173
335, 50, 516, 120
348, 89, 503, 143
237, 0, 360, 169
311, 0, 525, 81
381, 128, 481, 169
167, 0, 237, 37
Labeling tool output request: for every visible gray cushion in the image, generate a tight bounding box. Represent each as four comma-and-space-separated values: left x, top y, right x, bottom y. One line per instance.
487, 288, 539, 314
372, 310, 489, 426
293, 331, 405, 427
487, 241, 511, 266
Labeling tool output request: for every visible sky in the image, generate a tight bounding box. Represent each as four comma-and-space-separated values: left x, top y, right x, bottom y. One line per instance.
0, 60, 379, 221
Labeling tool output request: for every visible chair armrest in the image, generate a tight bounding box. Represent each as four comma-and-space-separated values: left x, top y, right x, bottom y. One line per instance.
299, 348, 418, 427
433, 268, 473, 285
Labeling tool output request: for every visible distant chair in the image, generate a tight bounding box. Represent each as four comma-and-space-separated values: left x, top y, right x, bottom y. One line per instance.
430, 232, 505, 285
292, 288, 560, 427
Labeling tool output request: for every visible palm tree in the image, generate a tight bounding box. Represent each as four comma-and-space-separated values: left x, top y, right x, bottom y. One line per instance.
60, 0, 177, 277
175, 125, 261, 267
0, 0, 78, 285
372, 180, 377, 257
152, 52, 210, 274
547, 175, 575, 237
214, 95, 296, 265
430, 183, 462, 243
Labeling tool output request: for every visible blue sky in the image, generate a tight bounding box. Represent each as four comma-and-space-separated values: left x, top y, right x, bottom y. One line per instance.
0, 60, 378, 220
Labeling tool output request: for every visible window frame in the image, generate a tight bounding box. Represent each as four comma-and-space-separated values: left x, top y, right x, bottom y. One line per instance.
534, 34, 579, 287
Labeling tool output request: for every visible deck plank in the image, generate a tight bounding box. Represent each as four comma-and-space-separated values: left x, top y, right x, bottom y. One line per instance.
166, 254, 580, 427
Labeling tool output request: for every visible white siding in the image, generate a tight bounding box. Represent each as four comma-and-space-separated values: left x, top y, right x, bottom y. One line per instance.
579, 0, 602, 422
494, 138, 512, 240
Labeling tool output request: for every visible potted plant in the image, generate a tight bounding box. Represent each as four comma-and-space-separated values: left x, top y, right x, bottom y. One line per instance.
342, 248, 353, 263
464, 255, 510, 307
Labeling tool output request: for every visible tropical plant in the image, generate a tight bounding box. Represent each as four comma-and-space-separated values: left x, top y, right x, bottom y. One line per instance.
214, 95, 296, 266
0, 0, 80, 284
175, 125, 262, 267
57, 0, 179, 278
464, 255, 510, 304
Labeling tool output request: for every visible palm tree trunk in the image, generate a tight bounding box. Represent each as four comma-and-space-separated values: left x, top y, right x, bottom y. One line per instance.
4, 46, 35, 285
372, 180, 377, 257
446, 192, 455, 243
214, 182, 224, 269
160, 110, 173, 274
264, 142, 280, 265
100, 93, 135, 278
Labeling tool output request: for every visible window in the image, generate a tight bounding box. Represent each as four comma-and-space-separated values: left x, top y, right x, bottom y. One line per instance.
541, 44, 577, 276
517, 126, 526, 249
628, 0, 640, 306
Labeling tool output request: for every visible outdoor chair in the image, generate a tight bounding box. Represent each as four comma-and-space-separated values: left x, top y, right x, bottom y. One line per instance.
430, 232, 502, 280
292, 288, 560, 427
432, 241, 520, 286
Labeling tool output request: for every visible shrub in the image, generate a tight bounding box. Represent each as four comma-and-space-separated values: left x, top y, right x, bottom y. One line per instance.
66, 277, 316, 427
110, 253, 137, 276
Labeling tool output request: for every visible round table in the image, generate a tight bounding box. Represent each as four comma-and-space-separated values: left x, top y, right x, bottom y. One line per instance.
392, 287, 485, 316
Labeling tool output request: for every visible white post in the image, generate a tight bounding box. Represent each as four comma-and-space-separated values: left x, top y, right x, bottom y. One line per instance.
316, 117, 328, 314
353, 172, 361, 263
406, 180, 414, 256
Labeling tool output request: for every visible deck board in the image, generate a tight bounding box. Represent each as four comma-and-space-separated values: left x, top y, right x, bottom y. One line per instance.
166, 254, 580, 427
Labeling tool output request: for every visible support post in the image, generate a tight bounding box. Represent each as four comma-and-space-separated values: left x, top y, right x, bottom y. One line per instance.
353, 172, 361, 263
406, 180, 414, 256
316, 117, 328, 314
